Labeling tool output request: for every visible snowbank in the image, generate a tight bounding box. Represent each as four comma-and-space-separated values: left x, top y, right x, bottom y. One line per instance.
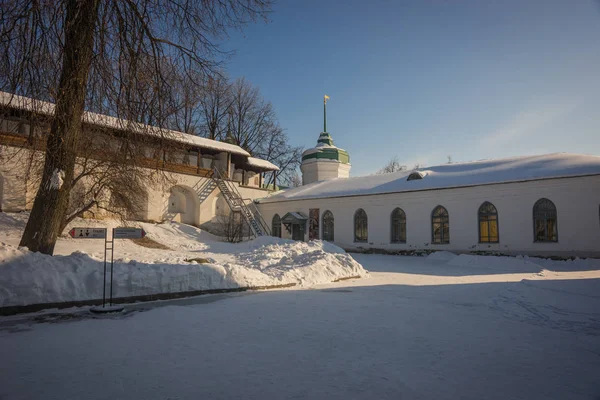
0, 237, 367, 307
447, 254, 544, 270
425, 251, 457, 261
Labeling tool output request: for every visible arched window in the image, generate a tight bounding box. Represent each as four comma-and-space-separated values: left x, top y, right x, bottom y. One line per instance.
431, 205, 450, 244
533, 198, 557, 242
354, 208, 368, 243
478, 202, 499, 243
322, 210, 334, 242
390, 208, 406, 243
272, 214, 282, 238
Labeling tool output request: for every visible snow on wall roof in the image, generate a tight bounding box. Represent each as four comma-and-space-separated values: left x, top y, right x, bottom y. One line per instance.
258, 153, 600, 203
246, 157, 279, 171
0, 91, 252, 157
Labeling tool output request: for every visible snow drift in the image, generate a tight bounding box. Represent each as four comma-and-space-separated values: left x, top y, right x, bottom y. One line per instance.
0, 236, 367, 307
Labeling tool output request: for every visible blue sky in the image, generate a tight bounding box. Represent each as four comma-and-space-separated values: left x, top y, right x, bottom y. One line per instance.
224, 0, 600, 176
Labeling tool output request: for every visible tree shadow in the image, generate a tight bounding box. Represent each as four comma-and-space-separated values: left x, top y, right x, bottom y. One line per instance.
350, 253, 600, 276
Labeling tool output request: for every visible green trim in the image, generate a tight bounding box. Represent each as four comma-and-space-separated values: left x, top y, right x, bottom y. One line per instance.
302, 147, 350, 164
317, 132, 334, 146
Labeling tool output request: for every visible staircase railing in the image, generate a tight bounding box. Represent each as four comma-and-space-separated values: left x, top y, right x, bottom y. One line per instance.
211, 167, 271, 237
246, 200, 271, 236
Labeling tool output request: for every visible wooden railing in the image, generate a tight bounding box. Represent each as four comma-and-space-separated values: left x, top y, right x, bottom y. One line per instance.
0, 132, 45, 149
1, 131, 214, 178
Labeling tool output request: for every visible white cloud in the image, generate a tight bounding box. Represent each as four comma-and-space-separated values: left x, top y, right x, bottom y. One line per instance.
480, 101, 578, 148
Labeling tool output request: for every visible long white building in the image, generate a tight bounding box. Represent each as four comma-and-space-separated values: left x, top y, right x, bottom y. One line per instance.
257, 106, 600, 258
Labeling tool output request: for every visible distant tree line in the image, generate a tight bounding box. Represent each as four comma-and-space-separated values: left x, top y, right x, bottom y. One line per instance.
162, 75, 302, 187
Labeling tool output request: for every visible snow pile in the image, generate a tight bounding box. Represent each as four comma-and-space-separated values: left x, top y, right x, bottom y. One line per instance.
0, 236, 367, 307
233, 238, 364, 287
425, 251, 457, 261
48, 169, 65, 190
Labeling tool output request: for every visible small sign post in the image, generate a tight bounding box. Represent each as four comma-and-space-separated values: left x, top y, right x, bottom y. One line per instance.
69, 227, 118, 313
69, 228, 107, 239
113, 227, 146, 239
69, 226, 146, 314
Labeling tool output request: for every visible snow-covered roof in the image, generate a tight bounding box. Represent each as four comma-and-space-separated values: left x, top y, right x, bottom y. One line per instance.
259, 153, 600, 203
281, 212, 308, 222
0, 91, 252, 157
302, 143, 347, 156
246, 157, 279, 171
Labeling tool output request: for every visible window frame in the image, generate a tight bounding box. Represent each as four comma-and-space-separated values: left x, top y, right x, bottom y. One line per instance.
354, 208, 368, 243
322, 210, 335, 242
407, 171, 424, 181
533, 198, 558, 243
390, 207, 407, 243
431, 205, 450, 244
272, 214, 282, 238
478, 201, 499, 244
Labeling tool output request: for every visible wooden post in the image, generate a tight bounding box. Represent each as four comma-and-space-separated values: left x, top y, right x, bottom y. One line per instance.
227, 152, 231, 179
196, 149, 201, 174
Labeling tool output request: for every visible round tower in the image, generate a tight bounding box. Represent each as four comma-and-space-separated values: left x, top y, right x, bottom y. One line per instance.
300, 96, 351, 185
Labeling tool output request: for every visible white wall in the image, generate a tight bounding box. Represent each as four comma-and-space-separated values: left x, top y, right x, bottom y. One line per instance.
0, 147, 33, 211
145, 172, 271, 226
257, 175, 600, 257
1, 145, 272, 226
301, 158, 351, 185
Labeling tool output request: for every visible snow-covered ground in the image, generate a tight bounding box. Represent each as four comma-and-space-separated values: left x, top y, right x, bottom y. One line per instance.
0, 212, 366, 307
0, 251, 599, 399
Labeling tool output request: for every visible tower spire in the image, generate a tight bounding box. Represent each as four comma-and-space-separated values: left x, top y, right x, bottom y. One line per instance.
323, 95, 330, 132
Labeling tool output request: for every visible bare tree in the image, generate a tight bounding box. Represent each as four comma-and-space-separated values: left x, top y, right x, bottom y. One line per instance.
1, 0, 272, 254
227, 77, 302, 186
377, 156, 406, 174
215, 211, 251, 243
197, 76, 232, 140
289, 171, 302, 187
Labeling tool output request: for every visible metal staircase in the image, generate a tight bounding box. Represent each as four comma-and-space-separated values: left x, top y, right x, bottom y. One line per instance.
194, 178, 218, 204
210, 168, 271, 238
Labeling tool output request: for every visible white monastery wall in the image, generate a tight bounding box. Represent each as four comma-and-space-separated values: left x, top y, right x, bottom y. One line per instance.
257, 175, 600, 257
145, 172, 269, 226
1, 146, 271, 226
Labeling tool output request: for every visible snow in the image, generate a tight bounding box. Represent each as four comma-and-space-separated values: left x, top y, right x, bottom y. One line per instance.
284, 211, 308, 220
0, 91, 274, 161
302, 143, 347, 155
259, 153, 600, 203
0, 213, 366, 307
47, 168, 64, 190
246, 156, 280, 171
0, 252, 599, 399
425, 250, 457, 261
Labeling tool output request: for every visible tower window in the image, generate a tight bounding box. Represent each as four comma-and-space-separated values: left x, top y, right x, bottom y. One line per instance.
322, 210, 334, 242
478, 202, 499, 243
354, 208, 368, 243
533, 198, 557, 242
431, 205, 450, 244
272, 214, 282, 238
390, 208, 406, 243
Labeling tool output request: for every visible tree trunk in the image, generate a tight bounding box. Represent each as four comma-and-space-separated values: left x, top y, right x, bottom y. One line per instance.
19, 0, 100, 255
